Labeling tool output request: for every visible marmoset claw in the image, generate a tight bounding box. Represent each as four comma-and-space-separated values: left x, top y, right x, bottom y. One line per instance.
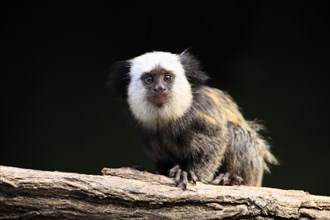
169, 165, 198, 189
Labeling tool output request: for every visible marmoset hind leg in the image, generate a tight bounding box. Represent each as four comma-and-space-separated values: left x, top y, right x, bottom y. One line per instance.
213, 122, 274, 186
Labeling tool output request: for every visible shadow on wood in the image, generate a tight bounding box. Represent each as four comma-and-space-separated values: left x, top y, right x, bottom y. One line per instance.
0, 165, 329, 219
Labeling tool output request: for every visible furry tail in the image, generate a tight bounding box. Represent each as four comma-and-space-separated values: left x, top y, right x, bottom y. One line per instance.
249, 120, 279, 172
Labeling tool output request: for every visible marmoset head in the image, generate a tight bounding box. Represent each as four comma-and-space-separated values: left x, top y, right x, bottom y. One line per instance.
111, 51, 209, 128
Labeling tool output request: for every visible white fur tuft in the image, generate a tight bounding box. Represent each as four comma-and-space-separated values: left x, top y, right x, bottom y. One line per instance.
127, 51, 193, 129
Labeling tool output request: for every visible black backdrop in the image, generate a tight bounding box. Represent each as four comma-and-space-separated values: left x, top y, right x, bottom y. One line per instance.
3, 1, 329, 195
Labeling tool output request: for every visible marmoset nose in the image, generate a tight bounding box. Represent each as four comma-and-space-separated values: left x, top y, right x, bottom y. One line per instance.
154, 84, 166, 92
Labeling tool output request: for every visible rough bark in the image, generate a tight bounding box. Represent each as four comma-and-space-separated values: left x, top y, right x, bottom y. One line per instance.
0, 165, 329, 219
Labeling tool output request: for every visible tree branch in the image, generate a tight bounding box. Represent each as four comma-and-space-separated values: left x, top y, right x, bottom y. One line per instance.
0, 165, 329, 219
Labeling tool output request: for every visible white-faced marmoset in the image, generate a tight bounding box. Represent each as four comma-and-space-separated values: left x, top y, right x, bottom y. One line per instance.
110, 51, 277, 189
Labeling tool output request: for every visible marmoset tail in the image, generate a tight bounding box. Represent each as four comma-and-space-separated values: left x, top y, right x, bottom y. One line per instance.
110, 51, 277, 189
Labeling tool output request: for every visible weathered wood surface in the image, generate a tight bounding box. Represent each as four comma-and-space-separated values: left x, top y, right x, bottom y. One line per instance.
0, 165, 329, 219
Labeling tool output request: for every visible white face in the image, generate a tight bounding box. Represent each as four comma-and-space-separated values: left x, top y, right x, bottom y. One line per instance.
127, 51, 193, 129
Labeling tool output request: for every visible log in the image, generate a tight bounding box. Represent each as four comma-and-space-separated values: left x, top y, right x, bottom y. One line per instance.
0, 165, 329, 219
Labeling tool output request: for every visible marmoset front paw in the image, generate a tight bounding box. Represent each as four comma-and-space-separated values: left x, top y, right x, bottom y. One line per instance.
168, 165, 198, 189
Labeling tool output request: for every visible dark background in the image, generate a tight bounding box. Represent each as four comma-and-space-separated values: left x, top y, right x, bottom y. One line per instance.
3, 1, 329, 195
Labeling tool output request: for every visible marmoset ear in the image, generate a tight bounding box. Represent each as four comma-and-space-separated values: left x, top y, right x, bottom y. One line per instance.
179, 51, 210, 86
108, 61, 131, 99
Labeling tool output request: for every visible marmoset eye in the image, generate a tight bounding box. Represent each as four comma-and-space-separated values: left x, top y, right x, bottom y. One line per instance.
144, 75, 154, 84
164, 74, 172, 82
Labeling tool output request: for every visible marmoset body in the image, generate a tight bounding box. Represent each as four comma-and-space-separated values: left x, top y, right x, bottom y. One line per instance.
111, 51, 277, 188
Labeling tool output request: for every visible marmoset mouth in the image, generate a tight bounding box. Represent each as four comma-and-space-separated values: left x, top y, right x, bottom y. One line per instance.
148, 93, 170, 107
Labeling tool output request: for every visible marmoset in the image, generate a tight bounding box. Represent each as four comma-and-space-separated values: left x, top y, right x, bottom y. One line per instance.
110, 51, 277, 189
